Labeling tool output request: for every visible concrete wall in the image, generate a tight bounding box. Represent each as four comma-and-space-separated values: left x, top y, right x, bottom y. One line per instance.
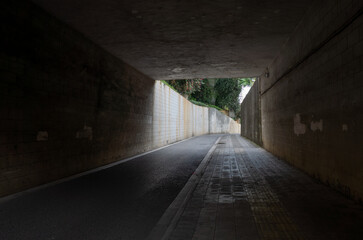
208, 108, 240, 134
0, 0, 156, 197
153, 82, 239, 149
152, 82, 208, 148
242, 0, 363, 201
240, 79, 262, 145
0, 1, 239, 197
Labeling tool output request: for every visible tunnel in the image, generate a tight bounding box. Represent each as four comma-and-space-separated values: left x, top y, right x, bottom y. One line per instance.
0, 0, 363, 239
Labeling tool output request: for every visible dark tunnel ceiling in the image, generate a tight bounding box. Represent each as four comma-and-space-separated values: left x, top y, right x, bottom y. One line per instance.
32, 0, 313, 80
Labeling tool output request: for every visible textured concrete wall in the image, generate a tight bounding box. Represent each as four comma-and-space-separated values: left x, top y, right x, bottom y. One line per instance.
193, 105, 210, 137
32, 0, 313, 80
259, 0, 363, 201
152, 82, 209, 148
0, 0, 156, 197
228, 119, 241, 135
240, 79, 262, 145
209, 108, 240, 134
153, 81, 239, 148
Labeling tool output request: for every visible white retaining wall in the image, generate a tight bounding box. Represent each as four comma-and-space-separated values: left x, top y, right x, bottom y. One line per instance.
153, 81, 240, 148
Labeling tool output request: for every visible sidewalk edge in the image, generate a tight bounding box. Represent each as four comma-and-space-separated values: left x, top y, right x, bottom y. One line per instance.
147, 136, 222, 240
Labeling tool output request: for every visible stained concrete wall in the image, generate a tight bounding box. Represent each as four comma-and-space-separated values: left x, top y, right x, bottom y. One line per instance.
0, 0, 156, 197
209, 108, 240, 134
240, 79, 262, 145
242, 0, 363, 201
153, 82, 240, 148
0, 1, 239, 197
152, 82, 208, 148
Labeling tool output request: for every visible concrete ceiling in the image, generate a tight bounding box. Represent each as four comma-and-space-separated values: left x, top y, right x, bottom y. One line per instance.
32, 0, 313, 80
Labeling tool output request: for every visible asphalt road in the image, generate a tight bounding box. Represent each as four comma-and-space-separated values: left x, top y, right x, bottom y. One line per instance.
0, 134, 221, 240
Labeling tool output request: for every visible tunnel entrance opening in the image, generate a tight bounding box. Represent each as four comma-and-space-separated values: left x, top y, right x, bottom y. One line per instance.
158, 77, 255, 122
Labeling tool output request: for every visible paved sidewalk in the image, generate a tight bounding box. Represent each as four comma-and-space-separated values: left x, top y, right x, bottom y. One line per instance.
164, 135, 363, 240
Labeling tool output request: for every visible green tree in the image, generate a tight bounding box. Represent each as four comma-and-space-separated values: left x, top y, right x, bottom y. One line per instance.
168, 79, 203, 99
190, 79, 216, 104
163, 77, 254, 120
214, 78, 242, 115
238, 78, 254, 88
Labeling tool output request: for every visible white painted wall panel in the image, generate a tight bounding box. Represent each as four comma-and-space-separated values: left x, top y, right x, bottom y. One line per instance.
153, 81, 240, 148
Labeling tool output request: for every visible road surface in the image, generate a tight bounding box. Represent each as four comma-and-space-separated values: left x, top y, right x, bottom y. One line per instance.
0, 134, 221, 240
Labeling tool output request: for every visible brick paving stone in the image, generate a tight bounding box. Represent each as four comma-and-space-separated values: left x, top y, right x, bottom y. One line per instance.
168, 135, 363, 240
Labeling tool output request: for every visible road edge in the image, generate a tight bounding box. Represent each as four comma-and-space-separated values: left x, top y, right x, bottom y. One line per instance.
0, 135, 201, 203
147, 136, 222, 240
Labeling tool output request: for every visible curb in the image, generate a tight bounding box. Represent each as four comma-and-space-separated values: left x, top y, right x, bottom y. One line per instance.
147, 136, 221, 240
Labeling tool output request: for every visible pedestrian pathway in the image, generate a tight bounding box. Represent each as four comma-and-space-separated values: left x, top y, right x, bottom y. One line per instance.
161, 135, 363, 240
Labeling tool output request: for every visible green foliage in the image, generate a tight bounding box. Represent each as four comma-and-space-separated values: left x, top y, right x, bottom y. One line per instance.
190, 79, 216, 104
189, 99, 223, 111
238, 78, 254, 87
160, 80, 178, 92
167, 79, 203, 98
214, 78, 242, 114
160, 77, 254, 120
